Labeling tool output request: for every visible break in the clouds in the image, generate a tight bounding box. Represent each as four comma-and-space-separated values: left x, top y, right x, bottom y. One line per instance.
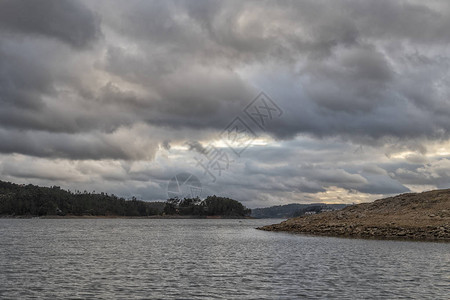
0, 0, 449, 207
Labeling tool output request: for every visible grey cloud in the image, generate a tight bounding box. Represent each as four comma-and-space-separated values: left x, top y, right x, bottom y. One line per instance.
392, 159, 450, 188
2, 163, 78, 182
350, 0, 450, 44
356, 174, 410, 195
186, 141, 206, 154
362, 165, 388, 175
0, 128, 158, 160
0, 0, 101, 48
161, 140, 171, 151
302, 45, 393, 113
242, 161, 370, 193
0, 41, 53, 110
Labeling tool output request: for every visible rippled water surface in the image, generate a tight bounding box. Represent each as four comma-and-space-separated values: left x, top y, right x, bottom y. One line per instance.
0, 219, 449, 299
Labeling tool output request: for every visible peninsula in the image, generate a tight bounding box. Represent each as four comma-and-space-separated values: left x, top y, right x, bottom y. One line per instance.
258, 189, 450, 241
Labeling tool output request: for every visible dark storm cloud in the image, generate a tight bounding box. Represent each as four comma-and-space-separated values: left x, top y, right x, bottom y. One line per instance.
0, 0, 448, 201
94, 0, 450, 143
0, 0, 101, 48
1, 0, 449, 146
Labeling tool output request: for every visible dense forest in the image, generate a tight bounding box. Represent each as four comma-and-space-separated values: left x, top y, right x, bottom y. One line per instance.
0, 181, 164, 216
163, 196, 251, 217
0, 181, 250, 217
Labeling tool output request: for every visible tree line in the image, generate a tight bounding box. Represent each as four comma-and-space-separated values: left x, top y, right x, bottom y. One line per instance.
0, 181, 250, 217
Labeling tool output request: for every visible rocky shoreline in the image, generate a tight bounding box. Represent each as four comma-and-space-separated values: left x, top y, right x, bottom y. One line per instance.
259, 222, 449, 241
258, 189, 450, 241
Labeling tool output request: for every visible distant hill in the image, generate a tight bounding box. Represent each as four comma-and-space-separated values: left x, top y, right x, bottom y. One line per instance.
258, 189, 450, 241
251, 203, 348, 218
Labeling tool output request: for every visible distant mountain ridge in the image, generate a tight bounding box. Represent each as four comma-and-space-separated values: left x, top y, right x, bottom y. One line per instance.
251, 203, 348, 218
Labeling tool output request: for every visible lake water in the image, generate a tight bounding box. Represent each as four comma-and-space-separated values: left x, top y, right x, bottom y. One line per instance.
0, 219, 448, 299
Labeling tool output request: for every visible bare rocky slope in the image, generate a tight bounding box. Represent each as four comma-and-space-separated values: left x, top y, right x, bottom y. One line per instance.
258, 189, 450, 241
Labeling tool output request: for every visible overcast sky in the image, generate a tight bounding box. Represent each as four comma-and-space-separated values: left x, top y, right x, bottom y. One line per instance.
1, 0, 449, 207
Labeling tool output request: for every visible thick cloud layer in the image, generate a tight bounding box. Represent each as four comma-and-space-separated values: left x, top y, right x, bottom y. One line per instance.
0, 0, 449, 206
0, 0, 101, 48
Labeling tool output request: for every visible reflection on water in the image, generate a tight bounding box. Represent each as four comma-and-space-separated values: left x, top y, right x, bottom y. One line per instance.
0, 219, 449, 299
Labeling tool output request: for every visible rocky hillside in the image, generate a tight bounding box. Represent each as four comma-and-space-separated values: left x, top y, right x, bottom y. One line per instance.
258, 189, 450, 241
